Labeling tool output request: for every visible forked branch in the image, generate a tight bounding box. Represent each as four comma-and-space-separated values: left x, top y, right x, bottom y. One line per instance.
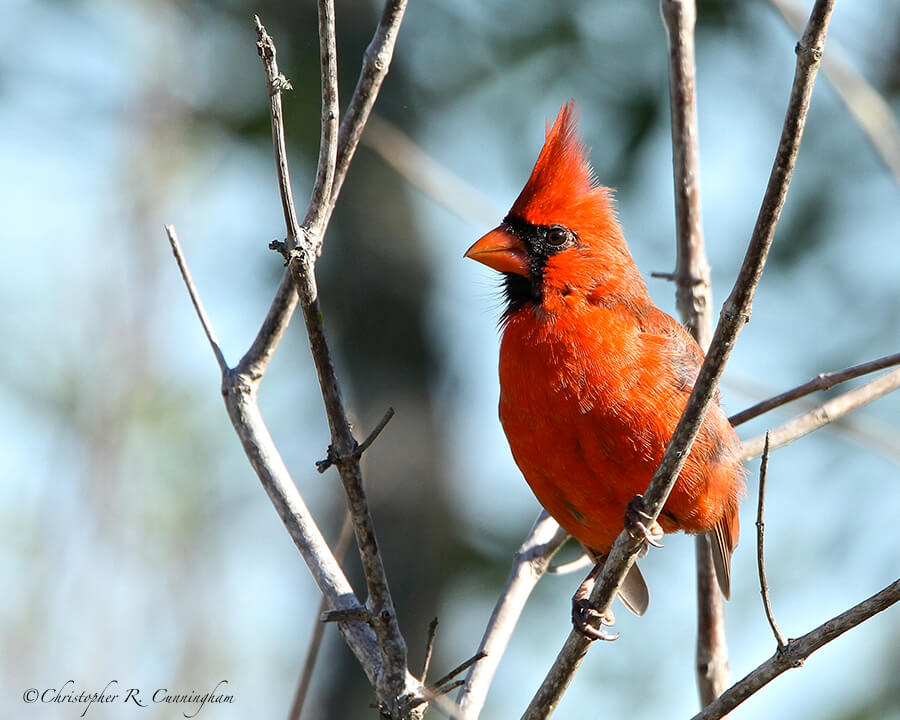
169, 2, 421, 716
740, 366, 900, 461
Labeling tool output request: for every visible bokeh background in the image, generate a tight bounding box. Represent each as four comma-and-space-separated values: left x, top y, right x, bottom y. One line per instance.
2, 0, 899, 718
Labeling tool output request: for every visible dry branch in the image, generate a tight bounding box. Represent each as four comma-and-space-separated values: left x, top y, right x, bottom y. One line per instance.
455, 512, 569, 719
659, 0, 730, 707
238, 0, 409, 379
690, 579, 900, 720
169, 2, 421, 715
289, 511, 355, 720
740, 366, 900, 461
754, 435, 787, 649
729, 351, 900, 426
768, 0, 900, 185
254, 11, 412, 710
165, 225, 227, 373
523, 2, 835, 716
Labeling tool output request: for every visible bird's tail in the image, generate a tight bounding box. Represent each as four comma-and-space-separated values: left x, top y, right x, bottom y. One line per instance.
709, 502, 740, 600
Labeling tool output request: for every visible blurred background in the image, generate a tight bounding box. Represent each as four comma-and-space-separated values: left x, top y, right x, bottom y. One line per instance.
1, 0, 898, 718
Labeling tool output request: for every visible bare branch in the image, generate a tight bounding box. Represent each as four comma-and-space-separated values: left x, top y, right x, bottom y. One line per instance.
755, 434, 787, 649
428, 652, 488, 695
455, 512, 568, 719
523, 2, 835, 716
220, 373, 381, 679
306, 0, 340, 245
690, 578, 900, 720
768, 0, 900, 185
255, 15, 304, 245
740, 366, 900, 461
422, 618, 439, 685
238, 0, 409, 379
547, 552, 592, 576
316, 407, 395, 473
166, 223, 385, 685
729, 351, 900, 426
253, 12, 412, 710
330, 0, 409, 209
289, 511, 354, 720
165, 224, 228, 374
660, 0, 730, 707
661, 0, 712, 349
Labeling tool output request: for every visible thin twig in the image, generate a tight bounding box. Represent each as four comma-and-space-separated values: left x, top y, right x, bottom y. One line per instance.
768, 0, 900, 185
305, 0, 340, 248
238, 0, 409, 379
428, 652, 488, 694
165, 225, 228, 373
255, 15, 303, 247
660, 0, 730, 708
330, 0, 409, 209
422, 618, 439, 684
434, 680, 464, 697
690, 578, 900, 720
755, 434, 787, 650
523, 3, 835, 716
356, 407, 396, 457
547, 552, 592, 576
740, 366, 900, 461
661, 0, 712, 349
729, 351, 900, 426
316, 407, 395, 473
454, 512, 568, 719
289, 511, 354, 720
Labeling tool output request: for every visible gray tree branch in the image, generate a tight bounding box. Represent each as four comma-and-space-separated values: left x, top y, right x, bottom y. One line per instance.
254, 11, 413, 712
729, 351, 900, 427
754, 435, 787, 650
659, 0, 731, 708
690, 579, 900, 720
455, 511, 569, 719
739, 366, 900, 461
768, 0, 900, 185
168, 3, 422, 716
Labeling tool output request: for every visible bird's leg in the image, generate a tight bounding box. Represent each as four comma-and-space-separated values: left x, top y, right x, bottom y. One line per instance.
571, 558, 619, 642
625, 494, 664, 552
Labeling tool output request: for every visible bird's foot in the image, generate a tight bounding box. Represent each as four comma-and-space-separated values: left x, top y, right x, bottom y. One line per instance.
572, 599, 618, 642
571, 560, 619, 642
625, 494, 664, 551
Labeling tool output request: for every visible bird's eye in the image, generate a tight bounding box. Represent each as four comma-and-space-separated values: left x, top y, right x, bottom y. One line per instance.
546, 225, 571, 247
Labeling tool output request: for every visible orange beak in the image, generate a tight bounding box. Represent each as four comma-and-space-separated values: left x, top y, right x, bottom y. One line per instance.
464, 226, 530, 276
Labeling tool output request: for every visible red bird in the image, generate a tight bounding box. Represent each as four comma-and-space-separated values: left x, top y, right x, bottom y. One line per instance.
466, 103, 744, 636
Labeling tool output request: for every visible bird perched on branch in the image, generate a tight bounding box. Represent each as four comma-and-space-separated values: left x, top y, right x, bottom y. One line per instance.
465, 102, 744, 639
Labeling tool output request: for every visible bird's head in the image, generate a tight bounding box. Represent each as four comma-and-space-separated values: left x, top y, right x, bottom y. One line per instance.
466, 102, 639, 313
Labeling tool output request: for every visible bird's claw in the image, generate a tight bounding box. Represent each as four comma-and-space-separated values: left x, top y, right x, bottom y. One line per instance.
572, 599, 619, 642
626, 494, 664, 548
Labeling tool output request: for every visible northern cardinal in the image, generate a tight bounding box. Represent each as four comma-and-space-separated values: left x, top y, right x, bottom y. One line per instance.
466, 103, 744, 637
